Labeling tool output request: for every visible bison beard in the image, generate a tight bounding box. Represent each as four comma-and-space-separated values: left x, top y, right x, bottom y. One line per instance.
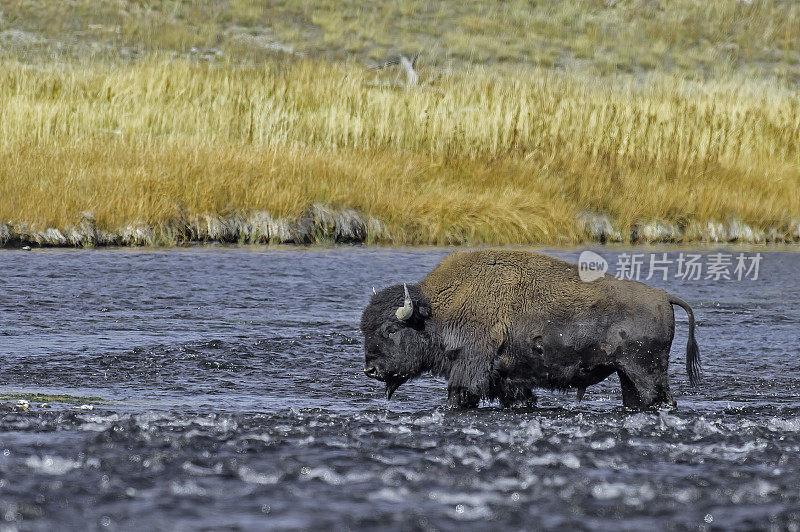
385, 376, 407, 400
361, 249, 701, 409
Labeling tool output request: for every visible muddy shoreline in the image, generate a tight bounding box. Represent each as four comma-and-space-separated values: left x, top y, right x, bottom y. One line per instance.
2, 206, 799, 248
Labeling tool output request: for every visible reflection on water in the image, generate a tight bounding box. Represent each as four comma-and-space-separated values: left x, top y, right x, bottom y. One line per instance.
1, 247, 799, 529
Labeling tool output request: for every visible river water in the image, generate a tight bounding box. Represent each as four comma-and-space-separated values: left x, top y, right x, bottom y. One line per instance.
0, 247, 798, 531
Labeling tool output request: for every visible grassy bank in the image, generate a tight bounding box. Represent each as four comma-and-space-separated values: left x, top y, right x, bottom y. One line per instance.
1, 58, 799, 245
1, 0, 799, 246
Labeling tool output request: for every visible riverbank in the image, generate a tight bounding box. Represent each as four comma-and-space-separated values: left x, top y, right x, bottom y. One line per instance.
2, 205, 798, 248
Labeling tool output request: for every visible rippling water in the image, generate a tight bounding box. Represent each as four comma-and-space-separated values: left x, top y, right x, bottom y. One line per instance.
1, 247, 799, 530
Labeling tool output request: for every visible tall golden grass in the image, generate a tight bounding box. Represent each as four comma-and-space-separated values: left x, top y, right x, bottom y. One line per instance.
1, 58, 798, 244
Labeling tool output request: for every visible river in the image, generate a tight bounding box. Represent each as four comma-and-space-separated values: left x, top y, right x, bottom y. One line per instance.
0, 247, 798, 530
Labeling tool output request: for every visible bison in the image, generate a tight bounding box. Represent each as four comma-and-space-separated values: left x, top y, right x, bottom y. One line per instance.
361, 249, 700, 409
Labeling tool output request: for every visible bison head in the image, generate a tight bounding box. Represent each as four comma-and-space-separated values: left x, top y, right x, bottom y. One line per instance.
360, 283, 437, 399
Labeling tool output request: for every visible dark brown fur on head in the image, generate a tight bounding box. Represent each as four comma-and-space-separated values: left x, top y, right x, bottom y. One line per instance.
360, 284, 444, 399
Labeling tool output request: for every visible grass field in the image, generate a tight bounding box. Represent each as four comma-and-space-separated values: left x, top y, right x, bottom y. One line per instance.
4, 0, 800, 80
1, 1, 799, 245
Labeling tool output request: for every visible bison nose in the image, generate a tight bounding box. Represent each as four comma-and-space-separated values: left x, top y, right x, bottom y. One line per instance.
364, 365, 380, 378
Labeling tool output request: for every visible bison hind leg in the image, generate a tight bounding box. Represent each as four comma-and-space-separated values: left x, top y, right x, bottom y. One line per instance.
617, 362, 675, 409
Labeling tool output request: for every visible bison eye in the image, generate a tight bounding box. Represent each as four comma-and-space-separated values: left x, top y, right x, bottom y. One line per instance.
380, 322, 399, 338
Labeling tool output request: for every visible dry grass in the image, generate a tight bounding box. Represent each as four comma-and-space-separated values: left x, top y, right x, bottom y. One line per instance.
1, 58, 798, 245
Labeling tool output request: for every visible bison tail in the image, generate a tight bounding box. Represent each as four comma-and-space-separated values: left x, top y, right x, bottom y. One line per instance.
668, 295, 702, 386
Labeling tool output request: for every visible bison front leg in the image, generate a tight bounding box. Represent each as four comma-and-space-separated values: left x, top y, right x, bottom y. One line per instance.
444, 346, 494, 409
447, 386, 480, 409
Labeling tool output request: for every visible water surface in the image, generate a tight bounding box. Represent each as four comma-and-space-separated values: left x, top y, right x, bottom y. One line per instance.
1, 247, 798, 530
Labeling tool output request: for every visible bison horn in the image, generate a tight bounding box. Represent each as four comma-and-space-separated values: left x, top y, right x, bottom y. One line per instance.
395, 283, 414, 321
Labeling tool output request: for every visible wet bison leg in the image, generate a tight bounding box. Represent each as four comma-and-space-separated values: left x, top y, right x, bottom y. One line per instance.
498, 386, 537, 408
445, 346, 494, 408
447, 386, 480, 409
617, 370, 645, 408
616, 347, 675, 409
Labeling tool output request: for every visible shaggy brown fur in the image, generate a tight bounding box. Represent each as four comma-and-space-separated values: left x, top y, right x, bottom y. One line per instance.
362, 249, 701, 409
